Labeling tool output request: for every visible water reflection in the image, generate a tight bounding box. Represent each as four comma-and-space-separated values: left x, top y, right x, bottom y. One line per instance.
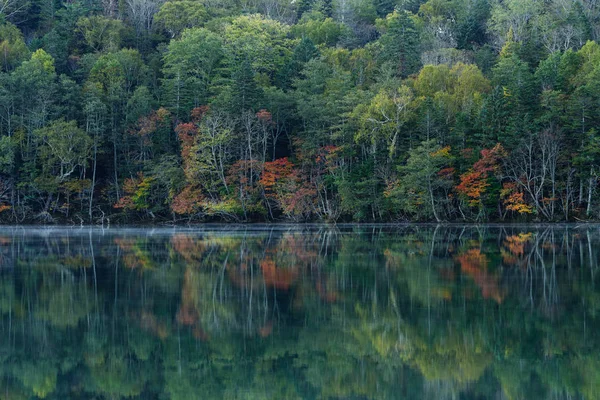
0, 225, 599, 399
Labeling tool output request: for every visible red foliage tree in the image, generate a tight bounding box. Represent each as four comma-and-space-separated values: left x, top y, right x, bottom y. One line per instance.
171, 185, 204, 215
456, 143, 506, 207
259, 157, 316, 220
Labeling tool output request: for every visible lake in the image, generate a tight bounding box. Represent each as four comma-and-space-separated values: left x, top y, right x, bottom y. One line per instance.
0, 224, 598, 399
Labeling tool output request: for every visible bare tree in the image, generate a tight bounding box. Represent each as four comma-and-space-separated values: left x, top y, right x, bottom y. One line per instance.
0, 0, 28, 20
505, 129, 560, 220
125, 0, 166, 35
102, 0, 118, 17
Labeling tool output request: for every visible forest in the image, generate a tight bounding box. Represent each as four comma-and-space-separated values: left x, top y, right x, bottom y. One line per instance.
1, 0, 600, 223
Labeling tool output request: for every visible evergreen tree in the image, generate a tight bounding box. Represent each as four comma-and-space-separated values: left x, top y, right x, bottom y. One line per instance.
377, 10, 421, 78
231, 59, 263, 114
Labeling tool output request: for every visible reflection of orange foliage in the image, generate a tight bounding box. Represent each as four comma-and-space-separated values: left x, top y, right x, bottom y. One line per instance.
171, 234, 206, 263
501, 233, 531, 267
259, 320, 273, 337
260, 259, 298, 290
439, 268, 455, 281
114, 238, 153, 270
192, 327, 209, 341
139, 311, 169, 340
176, 268, 200, 326
456, 248, 504, 303
115, 237, 135, 251
175, 267, 209, 342
278, 235, 318, 263
315, 280, 338, 303
505, 234, 530, 256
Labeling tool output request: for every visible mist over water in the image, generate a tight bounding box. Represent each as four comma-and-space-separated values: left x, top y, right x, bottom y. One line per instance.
0, 225, 598, 399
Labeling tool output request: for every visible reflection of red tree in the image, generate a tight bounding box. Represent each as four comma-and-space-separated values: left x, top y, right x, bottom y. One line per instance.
176, 268, 208, 341
259, 320, 273, 337
171, 234, 205, 263
177, 268, 199, 326
456, 249, 504, 303
138, 311, 169, 340
315, 280, 338, 303
260, 259, 298, 290
114, 238, 153, 270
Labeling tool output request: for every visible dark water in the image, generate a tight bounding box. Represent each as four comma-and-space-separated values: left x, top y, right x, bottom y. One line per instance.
0, 224, 599, 399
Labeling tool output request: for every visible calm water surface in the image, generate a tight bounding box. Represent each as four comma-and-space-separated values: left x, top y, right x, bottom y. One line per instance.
0, 224, 599, 399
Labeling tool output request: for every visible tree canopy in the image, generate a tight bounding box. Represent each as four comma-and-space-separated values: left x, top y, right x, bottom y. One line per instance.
1, 0, 600, 223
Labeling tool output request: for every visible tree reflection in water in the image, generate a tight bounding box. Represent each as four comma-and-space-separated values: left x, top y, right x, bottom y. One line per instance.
0, 225, 599, 399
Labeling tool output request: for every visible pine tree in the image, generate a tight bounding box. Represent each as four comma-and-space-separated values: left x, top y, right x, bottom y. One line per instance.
378, 10, 421, 78
320, 0, 333, 18
296, 0, 315, 19
231, 59, 263, 113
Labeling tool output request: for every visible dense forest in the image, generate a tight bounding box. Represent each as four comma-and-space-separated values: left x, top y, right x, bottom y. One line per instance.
1, 0, 600, 223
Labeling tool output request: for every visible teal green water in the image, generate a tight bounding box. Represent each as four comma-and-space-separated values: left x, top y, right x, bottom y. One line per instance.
0, 225, 598, 399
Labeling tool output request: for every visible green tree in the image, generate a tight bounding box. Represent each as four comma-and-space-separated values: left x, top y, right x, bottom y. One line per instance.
392, 139, 454, 221
154, 0, 209, 38
162, 28, 225, 119
0, 21, 29, 72
34, 119, 92, 182
376, 9, 421, 78
222, 14, 293, 81
76, 15, 125, 53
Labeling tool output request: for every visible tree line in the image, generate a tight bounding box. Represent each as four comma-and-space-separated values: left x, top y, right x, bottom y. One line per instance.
1, 0, 600, 223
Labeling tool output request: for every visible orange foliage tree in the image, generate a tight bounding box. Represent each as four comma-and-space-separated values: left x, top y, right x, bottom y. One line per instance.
456, 144, 506, 209
114, 172, 155, 213
260, 157, 316, 220
170, 107, 209, 217
500, 182, 533, 214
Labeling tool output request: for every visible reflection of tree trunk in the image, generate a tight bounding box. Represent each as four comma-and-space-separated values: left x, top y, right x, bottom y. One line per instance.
89, 230, 99, 324
587, 229, 594, 280
427, 225, 438, 336
113, 245, 119, 339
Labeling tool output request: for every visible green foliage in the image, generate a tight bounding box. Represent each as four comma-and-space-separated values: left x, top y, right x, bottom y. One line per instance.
0, 0, 600, 222
222, 14, 293, 80
392, 140, 453, 221
291, 11, 349, 47
34, 119, 92, 182
162, 28, 225, 118
376, 10, 421, 77
154, 1, 209, 38
76, 15, 125, 53
0, 21, 29, 71
0, 135, 14, 173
